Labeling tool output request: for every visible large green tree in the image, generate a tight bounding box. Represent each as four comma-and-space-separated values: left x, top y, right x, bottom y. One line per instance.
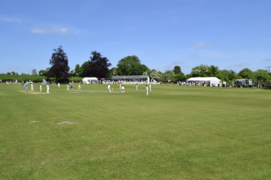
173, 66, 181, 74
191, 64, 210, 77
254, 69, 270, 81
32, 69, 38, 76
116, 55, 149, 75
238, 68, 254, 79
74, 64, 80, 74
208, 65, 219, 76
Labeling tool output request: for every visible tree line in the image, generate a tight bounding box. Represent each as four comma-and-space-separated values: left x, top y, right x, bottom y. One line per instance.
5, 46, 271, 83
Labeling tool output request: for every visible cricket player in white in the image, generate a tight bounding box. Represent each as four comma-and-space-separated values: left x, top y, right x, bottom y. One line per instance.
47, 85, 49, 93
146, 85, 148, 96
67, 84, 69, 90
31, 83, 34, 91
108, 84, 111, 92
149, 84, 151, 92
121, 85, 125, 93
79, 84, 81, 90
119, 84, 121, 89
58, 83, 60, 87
40, 84, 42, 92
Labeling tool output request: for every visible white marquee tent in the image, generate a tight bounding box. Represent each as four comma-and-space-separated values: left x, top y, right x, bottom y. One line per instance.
186, 77, 222, 87
82, 77, 98, 84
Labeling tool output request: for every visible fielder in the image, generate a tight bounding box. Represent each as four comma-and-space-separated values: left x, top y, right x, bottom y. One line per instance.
58, 83, 60, 87
149, 84, 151, 92
146, 85, 148, 96
24, 82, 28, 94
121, 85, 125, 93
67, 84, 69, 90
79, 83, 81, 90
47, 85, 49, 93
70, 83, 73, 90
40, 84, 42, 92
108, 84, 111, 92
31, 83, 34, 91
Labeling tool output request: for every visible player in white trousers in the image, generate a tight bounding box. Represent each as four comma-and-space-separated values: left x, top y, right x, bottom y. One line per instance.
67, 84, 69, 90
79, 83, 81, 90
108, 84, 111, 92
47, 85, 49, 93
149, 84, 151, 92
121, 85, 125, 93
146, 85, 148, 96
58, 83, 60, 87
40, 84, 42, 92
31, 83, 34, 91
119, 84, 121, 89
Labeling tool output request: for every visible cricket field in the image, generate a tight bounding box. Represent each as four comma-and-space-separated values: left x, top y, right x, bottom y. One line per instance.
0, 84, 270, 179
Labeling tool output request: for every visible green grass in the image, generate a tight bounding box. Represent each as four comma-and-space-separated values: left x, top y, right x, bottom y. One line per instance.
0, 84, 271, 179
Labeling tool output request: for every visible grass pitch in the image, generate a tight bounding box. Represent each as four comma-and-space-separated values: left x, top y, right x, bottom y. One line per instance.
0, 84, 271, 179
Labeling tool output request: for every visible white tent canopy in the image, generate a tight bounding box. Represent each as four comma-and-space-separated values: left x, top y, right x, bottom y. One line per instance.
82, 77, 98, 84
187, 77, 222, 87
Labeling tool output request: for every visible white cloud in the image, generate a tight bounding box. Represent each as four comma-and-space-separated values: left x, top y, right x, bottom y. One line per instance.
191, 42, 214, 47
0, 15, 29, 23
31, 28, 68, 34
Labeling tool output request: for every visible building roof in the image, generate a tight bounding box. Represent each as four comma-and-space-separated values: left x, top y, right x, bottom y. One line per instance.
112, 75, 149, 79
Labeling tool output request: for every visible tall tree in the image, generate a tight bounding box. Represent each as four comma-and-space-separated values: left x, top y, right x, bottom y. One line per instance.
254, 69, 270, 81
163, 70, 175, 81
238, 68, 254, 79
45, 46, 70, 81
150, 70, 161, 81
173, 66, 181, 74
78, 61, 88, 77
74, 64, 80, 73
208, 65, 219, 76
191, 64, 210, 77
83, 51, 111, 78
116, 55, 149, 75
32, 69, 38, 76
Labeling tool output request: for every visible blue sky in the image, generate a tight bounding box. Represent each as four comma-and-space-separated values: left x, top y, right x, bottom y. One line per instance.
1, 0, 271, 75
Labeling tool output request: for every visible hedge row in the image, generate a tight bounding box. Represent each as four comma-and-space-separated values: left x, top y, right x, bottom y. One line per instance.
0, 75, 82, 82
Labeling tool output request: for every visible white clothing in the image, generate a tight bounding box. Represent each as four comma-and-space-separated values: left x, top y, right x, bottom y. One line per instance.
108, 85, 111, 92
31, 84, 34, 91
146, 87, 148, 96
79, 84, 81, 90
47, 85, 49, 93
136, 85, 138, 90
149, 84, 151, 92
40, 85, 42, 92
58, 83, 60, 87
67, 85, 69, 90
121, 86, 125, 93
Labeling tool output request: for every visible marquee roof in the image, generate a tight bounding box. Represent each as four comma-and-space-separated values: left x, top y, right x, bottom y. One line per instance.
187, 77, 221, 82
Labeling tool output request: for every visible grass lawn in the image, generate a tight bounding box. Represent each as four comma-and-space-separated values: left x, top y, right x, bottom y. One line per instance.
0, 84, 271, 179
